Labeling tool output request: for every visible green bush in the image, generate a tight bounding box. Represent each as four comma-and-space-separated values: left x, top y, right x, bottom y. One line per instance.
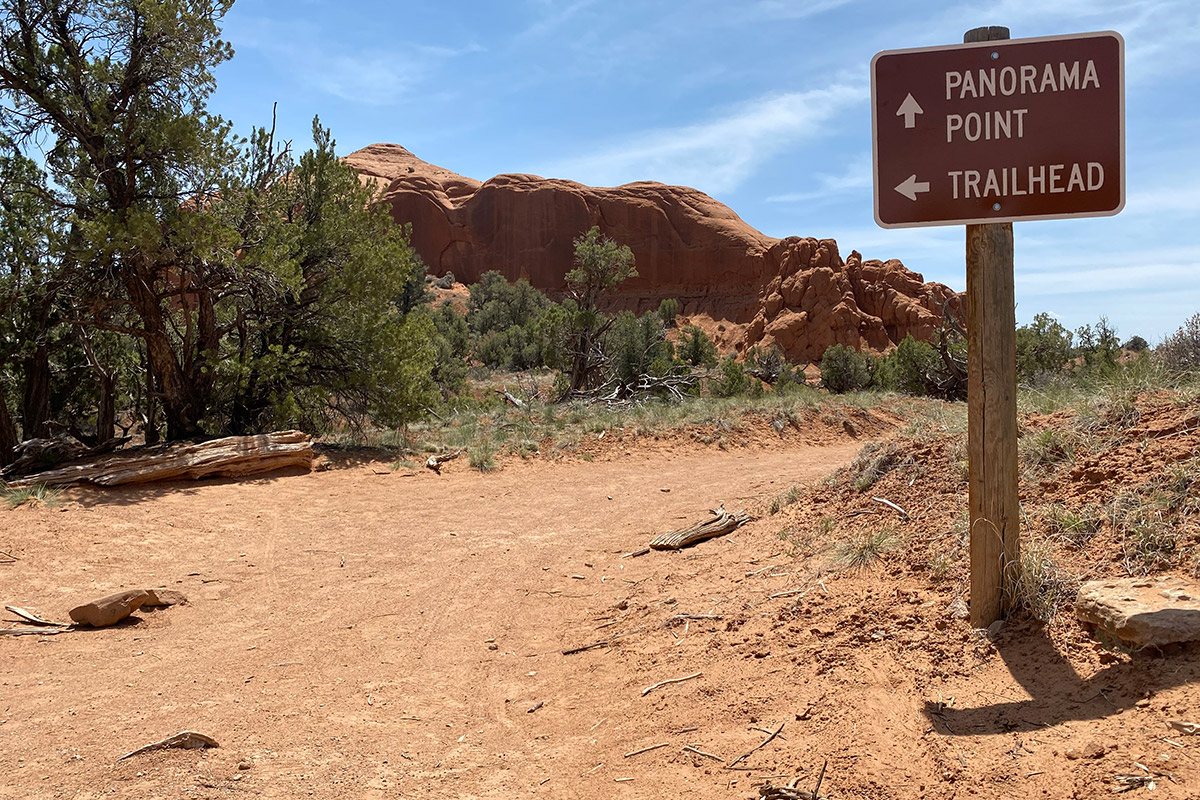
678, 325, 718, 367
710, 356, 752, 397
819, 344, 875, 393
607, 311, 673, 386
1016, 312, 1074, 383
657, 298, 680, 328
1075, 316, 1121, 376
1122, 335, 1149, 353
872, 335, 938, 396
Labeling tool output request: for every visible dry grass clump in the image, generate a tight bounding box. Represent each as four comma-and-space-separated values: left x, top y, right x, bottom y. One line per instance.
833, 527, 899, 571
2, 483, 61, 509
1007, 539, 1077, 622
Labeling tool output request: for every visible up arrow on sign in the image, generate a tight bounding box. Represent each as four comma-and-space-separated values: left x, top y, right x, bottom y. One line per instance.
896, 93, 923, 128
894, 174, 930, 201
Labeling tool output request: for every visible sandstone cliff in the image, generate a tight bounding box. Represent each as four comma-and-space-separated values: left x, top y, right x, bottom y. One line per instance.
345, 143, 961, 363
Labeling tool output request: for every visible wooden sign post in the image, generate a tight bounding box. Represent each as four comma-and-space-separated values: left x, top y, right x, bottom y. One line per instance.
871, 27, 1124, 626
965, 20, 1018, 629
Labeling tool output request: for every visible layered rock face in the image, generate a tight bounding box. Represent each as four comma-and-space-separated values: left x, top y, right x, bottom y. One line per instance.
346, 143, 961, 363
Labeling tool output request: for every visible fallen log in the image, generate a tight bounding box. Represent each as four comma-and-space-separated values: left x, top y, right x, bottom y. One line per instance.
425, 450, 462, 475
6, 431, 312, 488
649, 506, 751, 551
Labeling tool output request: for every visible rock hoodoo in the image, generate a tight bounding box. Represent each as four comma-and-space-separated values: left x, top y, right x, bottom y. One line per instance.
346, 143, 961, 363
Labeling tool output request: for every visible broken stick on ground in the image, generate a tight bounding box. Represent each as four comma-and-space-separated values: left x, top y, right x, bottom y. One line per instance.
641, 671, 702, 697
649, 506, 751, 550
4, 606, 68, 627
561, 628, 643, 656
117, 731, 219, 761
727, 721, 785, 767
623, 742, 670, 758
871, 496, 910, 520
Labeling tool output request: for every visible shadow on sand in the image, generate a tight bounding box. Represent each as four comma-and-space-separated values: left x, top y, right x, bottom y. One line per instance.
922, 620, 1200, 735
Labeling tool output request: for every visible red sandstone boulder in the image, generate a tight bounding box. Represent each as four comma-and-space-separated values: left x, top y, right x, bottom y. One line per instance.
344, 143, 962, 364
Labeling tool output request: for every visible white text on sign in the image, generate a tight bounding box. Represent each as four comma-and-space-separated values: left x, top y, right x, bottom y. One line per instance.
948, 163, 1104, 199
944, 60, 1100, 99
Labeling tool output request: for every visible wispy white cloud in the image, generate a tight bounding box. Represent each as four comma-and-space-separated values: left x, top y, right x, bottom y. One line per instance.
751, 0, 857, 19
517, 0, 601, 41
766, 151, 873, 204
225, 16, 481, 106
539, 81, 868, 193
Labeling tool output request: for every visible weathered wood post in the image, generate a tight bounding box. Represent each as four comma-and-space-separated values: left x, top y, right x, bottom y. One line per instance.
964, 25, 1019, 628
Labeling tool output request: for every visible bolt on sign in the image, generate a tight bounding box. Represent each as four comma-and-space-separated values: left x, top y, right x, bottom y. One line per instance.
871, 31, 1124, 228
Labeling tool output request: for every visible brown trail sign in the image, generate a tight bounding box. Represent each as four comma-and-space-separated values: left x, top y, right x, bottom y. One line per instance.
871, 28, 1125, 627
872, 30, 1124, 228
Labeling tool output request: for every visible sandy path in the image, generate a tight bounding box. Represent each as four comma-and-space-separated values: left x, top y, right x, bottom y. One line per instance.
1, 442, 858, 799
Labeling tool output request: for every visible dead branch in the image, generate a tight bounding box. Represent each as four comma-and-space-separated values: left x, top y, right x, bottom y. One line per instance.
650, 506, 751, 550
661, 614, 722, 628
682, 745, 724, 762
1, 627, 73, 636
871, 496, 910, 520
624, 742, 670, 758
495, 389, 525, 408
727, 721, 785, 768
117, 731, 219, 761
641, 671, 702, 697
425, 449, 462, 475
561, 628, 643, 656
4, 606, 67, 627
759, 760, 829, 800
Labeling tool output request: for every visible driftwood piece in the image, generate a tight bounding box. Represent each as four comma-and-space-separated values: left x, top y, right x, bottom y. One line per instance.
425, 450, 462, 475
495, 389, 525, 408
650, 507, 751, 551
117, 730, 219, 761
1, 627, 72, 636
4, 606, 68, 627
7, 431, 312, 488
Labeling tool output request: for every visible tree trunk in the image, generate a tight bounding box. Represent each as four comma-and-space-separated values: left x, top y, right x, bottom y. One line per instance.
96, 370, 116, 444
21, 344, 51, 439
0, 390, 18, 466
124, 267, 205, 440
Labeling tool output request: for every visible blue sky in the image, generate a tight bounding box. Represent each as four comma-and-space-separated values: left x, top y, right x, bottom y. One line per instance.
211, 0, 1200, 342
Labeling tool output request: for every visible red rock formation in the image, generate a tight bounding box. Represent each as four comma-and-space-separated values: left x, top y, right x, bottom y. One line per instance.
345, 143, 962, 363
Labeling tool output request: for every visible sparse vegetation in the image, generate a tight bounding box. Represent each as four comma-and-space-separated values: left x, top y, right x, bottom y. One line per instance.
1008, 539, 1076, 621
833, 528, 898, 570
2, 482, 61, 508
768, 484, 801, 515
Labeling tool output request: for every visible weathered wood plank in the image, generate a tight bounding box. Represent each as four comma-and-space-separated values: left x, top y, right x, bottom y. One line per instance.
7, 431, 313, 488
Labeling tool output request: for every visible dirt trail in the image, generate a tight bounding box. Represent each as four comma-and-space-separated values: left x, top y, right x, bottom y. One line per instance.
1, 442, 860, 799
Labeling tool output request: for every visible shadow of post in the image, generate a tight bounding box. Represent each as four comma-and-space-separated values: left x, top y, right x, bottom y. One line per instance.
922, 620, 1200, 735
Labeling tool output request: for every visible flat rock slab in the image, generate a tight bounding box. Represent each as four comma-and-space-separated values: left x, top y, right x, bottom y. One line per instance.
142, 588, 187, 607
1076, 577, 1200, 650
69, 589, 150, 627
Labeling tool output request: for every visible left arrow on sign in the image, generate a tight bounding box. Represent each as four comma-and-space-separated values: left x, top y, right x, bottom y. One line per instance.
894, 175, 930, 201
896, 93, 923, 128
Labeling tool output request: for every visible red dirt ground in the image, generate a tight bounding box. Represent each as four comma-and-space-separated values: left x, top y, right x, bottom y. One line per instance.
2, 416, 1197, 799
